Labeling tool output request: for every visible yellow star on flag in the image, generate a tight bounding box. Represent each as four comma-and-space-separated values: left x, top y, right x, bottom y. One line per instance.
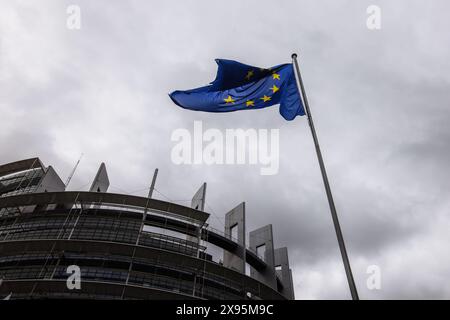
270, 84, 279, 94
260, 95, 271, 102
224, 95, 235, 104
246, 100, 255, 107
272, 72, 280, 80
245, 70, 254, 80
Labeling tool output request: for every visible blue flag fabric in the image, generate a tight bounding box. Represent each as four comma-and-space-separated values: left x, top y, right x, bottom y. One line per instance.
169, 59, 305, 121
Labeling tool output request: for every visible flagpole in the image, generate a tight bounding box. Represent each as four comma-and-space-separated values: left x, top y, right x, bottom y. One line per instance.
291, 53, 359, 300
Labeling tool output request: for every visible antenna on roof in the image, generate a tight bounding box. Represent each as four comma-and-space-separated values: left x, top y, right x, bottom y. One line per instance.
65, 153, 83, 188
148, 168, 158, 198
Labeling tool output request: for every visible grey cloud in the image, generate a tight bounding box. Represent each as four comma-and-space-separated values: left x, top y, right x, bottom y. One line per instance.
1, 0, 450, 299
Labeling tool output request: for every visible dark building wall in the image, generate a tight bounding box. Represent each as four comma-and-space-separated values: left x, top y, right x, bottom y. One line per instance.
0, 158, 295, 300
223, 202, 246, 273
0, 192, 287, 300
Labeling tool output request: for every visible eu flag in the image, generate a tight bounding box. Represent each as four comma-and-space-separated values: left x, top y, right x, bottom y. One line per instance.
169, 59, 305, 121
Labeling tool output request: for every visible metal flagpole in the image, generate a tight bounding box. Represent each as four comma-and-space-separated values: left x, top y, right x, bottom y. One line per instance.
291, 53, 359, 300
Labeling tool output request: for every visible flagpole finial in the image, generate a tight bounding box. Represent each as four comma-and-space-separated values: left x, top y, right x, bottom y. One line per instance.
291, 53, 298, 59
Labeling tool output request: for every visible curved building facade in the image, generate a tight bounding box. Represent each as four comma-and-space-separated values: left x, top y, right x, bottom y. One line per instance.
0, 158, 294, 300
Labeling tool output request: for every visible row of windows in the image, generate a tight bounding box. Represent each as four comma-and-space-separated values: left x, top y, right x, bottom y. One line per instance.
0, 250, 246, 296
0, 218, 71, 233
0, 220, 139, 242
63, 252, 131, 264
0, 211, 273, 299
128, 271, 244, 300
72, 229, 137, 243
0, 253, 58, 267
0, 215, 141, 232
1, 229, 66, 241
76, 217, 141, 230
0, 227, 201, 257
8, 292, 123, 300
0, 254, 262, 299
0, 168, 43, 184
0, 186, 39, 198
0, 168, 43, 189
0, 251, 243, 290
53, 266, 128, 283
0, 266, 53, 280
139, 233, 199, 256
132, 271, 245, 300
143, 231, 199, 248
0, 207, 21, 218
0, 228, 136, 243
0, 264, 244, 299
0, 169, 43, 198
129, 272, 195, 295
0, 253, 51, 264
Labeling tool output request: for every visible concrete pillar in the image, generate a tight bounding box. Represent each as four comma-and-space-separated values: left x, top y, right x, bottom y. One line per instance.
274, 247, 295, 300
36, 166, 65, 193
89, 163, 109, 193
223, 202, 246, 273
188, 183, 207, 250
191, 183, 206, 211
249, 224, 277, 289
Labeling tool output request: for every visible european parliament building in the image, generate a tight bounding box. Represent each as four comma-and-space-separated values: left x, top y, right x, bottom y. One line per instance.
0, 157, 294, 300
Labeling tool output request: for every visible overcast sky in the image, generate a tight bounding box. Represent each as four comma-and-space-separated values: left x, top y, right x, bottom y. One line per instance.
1, 0, 450, 299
